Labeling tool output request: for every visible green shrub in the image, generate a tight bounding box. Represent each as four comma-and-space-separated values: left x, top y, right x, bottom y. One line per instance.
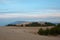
44, 28, 50, 35
38, 28, 44, 35
49, 27, 58, 36
56, 23, 60, 27
38, 27, 60, 36
55, 27, 60, 34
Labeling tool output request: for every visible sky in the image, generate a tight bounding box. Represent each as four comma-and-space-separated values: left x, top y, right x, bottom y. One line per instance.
0, 0, 60, 26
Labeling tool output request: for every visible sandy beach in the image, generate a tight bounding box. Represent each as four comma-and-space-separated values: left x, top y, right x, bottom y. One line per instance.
0, 27, 60, 40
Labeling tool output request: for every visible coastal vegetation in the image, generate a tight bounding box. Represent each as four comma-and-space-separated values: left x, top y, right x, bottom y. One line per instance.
6, 22, 56, 27
38, 23, 60, 36
6, 24, 16, 26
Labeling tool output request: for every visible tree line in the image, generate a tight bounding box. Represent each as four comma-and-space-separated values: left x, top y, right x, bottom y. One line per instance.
6, 22, 56, 27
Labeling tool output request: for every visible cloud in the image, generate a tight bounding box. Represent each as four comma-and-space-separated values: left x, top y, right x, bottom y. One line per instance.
0, 13, 60, 19
0, 9, 60, 19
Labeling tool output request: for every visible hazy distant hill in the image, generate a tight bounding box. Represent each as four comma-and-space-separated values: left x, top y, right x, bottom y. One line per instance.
11, 21, 29, 24
10, 21, 60, 25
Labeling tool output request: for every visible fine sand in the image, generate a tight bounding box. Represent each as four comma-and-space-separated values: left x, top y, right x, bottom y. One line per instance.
0, 27, 60, 40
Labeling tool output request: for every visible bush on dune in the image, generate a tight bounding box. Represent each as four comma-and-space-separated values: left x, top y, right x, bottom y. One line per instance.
38, 24, 60, 36
38, 28, 50, 36
38, 28, 44, 35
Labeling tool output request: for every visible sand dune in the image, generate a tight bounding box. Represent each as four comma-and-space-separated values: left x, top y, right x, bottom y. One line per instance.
0, 27, 60, 40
